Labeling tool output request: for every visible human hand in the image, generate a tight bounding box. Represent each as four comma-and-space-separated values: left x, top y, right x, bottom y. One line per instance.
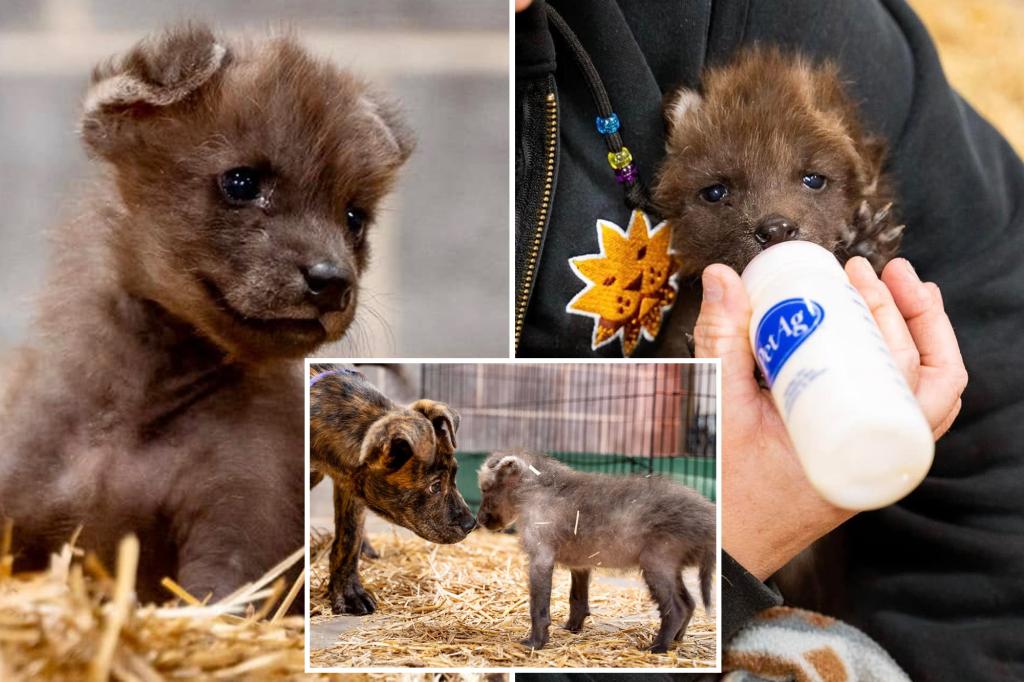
515, 0, 533, 11
696, 256, 967, 580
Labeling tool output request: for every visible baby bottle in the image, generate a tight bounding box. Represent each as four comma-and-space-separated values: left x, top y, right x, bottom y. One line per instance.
740, 241, 934, 510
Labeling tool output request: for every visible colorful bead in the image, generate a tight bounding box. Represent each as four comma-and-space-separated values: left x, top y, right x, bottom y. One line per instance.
614, 163, 638, 184
595, 113, 620, 135
607, 147, 633, 170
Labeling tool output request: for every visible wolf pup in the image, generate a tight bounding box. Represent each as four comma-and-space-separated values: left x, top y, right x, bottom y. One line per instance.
0, 25, 412, 607
655, 46, 902, 278
477, 450, 716, 653
309, 365, 476, 615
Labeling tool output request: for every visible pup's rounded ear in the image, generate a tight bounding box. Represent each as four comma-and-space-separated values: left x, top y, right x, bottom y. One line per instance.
495, 455, 524, 482
663, 87, 703, 133
358, 89, 416, 171
81, 23, 228, 157
409, 400, 460, 454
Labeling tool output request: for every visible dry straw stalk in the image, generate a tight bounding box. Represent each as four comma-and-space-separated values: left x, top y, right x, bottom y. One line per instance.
0, 529, 315, 680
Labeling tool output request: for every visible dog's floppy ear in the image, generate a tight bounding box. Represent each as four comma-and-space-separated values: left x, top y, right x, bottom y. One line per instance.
360, 413, 435, 471
409, 400, 460, 454
663, 87, 703, 133
358, 89, 416, 171
81, 23, 228, 157
366, 435, 415, 473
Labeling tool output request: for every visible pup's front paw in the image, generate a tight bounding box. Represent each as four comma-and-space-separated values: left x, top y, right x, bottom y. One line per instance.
842, 200, 904, 272
649, 641, 671, 654
519, 634, 548, 650
563, 612, 589, 632
329, 577, 377, 615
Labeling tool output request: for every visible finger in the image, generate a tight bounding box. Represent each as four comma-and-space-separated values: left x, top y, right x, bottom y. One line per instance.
884, 263, 966, 375
846, 257, 921, 389
694, 264, 760, 403
932, 398, 962, 440
883, 265, 968, 429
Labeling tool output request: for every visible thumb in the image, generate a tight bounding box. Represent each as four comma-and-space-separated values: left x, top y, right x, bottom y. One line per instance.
694, 264, 760, 401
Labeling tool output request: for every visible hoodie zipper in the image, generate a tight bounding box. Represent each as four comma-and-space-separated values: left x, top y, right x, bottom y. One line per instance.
514, 91, 558, 352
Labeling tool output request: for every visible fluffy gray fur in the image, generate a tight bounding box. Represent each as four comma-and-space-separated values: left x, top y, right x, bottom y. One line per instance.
477, 450, 716, 653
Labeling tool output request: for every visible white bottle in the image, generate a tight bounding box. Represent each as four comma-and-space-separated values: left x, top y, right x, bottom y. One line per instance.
740, 241, 934, 511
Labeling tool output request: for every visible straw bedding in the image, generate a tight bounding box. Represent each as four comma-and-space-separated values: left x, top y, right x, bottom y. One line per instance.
309, 529, 717, 669
0, 524, 315, 680
0, 523, 505, 680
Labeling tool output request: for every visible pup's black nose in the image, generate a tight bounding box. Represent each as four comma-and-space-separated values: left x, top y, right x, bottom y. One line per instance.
460, 515, 478, 533
754, 215, 800, 247
303, 261, 353, 312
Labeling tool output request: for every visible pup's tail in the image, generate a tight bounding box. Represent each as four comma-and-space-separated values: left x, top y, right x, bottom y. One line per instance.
699, 544, 715, 611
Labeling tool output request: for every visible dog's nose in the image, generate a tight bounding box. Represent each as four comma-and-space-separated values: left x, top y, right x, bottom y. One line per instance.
302, 261, 353, 311
754, 215, 800, 247
460, 515, 479, 533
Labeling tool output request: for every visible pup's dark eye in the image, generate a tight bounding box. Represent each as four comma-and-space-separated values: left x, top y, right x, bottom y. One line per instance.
346, 208, 367, 238
699, 184, 729, 203
428, 480, 442, 494
220, 167, 262, 204
802, 173, 827, 190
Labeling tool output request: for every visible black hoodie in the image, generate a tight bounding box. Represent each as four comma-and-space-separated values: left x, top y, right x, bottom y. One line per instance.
515, 0, 1024, 679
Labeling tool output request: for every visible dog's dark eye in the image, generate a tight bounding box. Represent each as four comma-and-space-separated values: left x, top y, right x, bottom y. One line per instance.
428, 480, 442, 494
802, 173, 827, 190
346, 208, 367, 238
699, 184, 729, 203
220, 167, 262, 204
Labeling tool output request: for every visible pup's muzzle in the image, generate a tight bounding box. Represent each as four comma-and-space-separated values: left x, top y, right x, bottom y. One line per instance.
755, 214, 800, 247
302, 260, 354, 313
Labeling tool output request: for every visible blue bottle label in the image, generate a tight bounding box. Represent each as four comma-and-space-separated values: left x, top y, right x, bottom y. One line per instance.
754, 298, 825, 386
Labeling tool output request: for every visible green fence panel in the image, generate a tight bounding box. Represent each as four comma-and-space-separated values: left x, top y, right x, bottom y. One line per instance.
455, 451, 716, 511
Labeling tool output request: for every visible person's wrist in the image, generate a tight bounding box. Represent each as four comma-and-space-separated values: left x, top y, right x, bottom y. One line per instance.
723, 514, 805, 581
723, 479, 852, 581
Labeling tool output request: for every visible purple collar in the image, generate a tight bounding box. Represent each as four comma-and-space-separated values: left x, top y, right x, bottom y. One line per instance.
309, 367, 362, 387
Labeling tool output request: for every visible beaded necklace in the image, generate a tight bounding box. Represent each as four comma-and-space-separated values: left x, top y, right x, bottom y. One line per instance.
544, 5, 647, 211
547, 4, 680, 357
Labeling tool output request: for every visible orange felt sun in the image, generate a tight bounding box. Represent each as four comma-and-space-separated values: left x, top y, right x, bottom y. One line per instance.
566, 210, 681, 356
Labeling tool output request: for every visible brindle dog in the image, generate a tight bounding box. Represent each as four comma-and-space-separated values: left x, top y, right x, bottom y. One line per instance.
309, 365, 476, 615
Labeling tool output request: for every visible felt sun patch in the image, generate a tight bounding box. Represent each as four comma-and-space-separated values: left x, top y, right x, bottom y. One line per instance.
566, 210, 681, 356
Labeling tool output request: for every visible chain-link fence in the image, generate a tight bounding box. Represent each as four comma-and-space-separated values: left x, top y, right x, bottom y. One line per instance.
311, 362, 717, 523
416, 363, 717, 505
